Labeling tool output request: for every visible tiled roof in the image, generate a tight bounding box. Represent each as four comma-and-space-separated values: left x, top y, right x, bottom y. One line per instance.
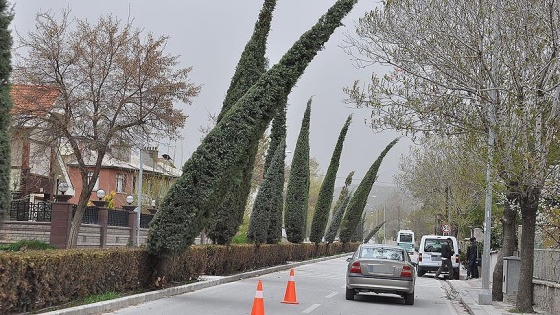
10, 84, 60, 115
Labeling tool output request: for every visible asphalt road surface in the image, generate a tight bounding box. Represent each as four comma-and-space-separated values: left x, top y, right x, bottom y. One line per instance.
105, 256, 467, 315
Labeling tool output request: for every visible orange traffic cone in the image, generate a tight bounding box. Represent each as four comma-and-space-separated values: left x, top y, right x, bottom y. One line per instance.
281, 268, 299, 304
251, 280, 265, 315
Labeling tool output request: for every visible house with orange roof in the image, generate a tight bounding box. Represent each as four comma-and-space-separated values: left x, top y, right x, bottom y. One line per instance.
9, 84, 181, 211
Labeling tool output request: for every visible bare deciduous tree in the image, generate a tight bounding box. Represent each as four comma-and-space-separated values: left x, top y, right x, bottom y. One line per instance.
344, 1, 560, 310
12, 10, 200, 248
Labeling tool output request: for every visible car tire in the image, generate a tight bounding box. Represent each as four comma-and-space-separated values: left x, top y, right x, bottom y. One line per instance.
345, 287, 355, 300
404, 292, 415, 305
417, 268, 426, 277
453, 268, 460, 280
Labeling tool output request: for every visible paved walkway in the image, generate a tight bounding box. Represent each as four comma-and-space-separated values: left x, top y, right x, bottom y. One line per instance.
446, 277, 549, 315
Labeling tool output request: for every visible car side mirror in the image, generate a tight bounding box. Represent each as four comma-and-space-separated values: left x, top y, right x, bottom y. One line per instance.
346, 257, 352, 262
411, 261, 417, 267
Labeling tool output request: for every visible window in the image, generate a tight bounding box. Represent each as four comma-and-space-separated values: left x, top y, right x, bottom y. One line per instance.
116, 174, 125, 193
87, 172, 99, 191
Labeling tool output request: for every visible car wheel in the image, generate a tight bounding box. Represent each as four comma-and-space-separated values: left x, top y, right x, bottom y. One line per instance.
404, 292, 415, 305
417, 268, 426, 277
453, 268, 460, 280
345, 287, 355, 300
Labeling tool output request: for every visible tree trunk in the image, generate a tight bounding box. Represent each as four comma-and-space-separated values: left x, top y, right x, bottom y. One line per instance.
492, 192, 517, 301
516, 189, 538, 313
66, 179, 94, 248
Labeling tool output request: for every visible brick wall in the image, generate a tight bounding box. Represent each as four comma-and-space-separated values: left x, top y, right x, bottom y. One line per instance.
0, 221, 50, 243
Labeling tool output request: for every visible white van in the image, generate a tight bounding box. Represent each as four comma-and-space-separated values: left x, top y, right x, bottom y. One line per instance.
416, 235, 460, 279
396, 230, 415, 254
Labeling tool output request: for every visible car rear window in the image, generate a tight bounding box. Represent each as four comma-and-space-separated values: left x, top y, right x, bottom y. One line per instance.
424, 239, 455, 252
360, 248, 404, 261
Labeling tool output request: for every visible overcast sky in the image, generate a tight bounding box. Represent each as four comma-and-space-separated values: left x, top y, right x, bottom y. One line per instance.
10, 0, 413, 187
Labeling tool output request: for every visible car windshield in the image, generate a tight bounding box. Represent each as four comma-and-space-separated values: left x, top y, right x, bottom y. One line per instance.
359, 247, 404, 261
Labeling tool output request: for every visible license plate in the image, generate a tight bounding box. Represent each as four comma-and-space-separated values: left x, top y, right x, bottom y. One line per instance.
432, 256, 441, 261
369, 265, 374, 272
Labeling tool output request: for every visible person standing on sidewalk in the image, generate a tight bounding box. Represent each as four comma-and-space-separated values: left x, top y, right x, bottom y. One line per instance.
466, 237, 479, 279
435, 238, 454, 279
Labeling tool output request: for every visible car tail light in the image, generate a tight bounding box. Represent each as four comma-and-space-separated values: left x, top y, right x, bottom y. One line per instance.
400, 265, 413, 278
418, 253, 422, 262
350, 261, 362, 274
456, 255, 459, 263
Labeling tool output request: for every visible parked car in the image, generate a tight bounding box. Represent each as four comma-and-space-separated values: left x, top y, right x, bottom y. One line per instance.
416, 235, 460, 279
345, 244, 416, 305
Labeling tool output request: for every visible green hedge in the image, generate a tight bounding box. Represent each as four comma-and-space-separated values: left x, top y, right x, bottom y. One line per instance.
0, 242, 358, 313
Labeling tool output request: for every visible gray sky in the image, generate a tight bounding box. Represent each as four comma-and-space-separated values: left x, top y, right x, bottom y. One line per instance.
11, 0, 413, 187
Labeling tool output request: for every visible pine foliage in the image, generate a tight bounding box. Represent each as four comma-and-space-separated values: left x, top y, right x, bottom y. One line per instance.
339, 138, 399, 243
0, 0, 12, 220
206, 0, 277, 244
147, 0, 358, 256
266, 107, 286, 243
247, 139, 286, 245
285, 99, 311, 243
310, 115, 352, 243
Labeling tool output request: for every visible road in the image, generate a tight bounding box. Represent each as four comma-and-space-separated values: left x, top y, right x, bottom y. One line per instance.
105, 256, 467, 315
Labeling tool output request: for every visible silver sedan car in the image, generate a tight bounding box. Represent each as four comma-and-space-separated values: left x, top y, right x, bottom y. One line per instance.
346, 244, 416, 305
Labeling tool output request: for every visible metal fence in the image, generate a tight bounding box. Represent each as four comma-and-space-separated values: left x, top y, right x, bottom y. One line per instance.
8, 200, 154, 228
9, 200, 52, 222
108, 209, 129, 227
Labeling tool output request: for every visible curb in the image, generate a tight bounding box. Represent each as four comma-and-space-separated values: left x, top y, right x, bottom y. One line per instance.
41, 253, 351, 315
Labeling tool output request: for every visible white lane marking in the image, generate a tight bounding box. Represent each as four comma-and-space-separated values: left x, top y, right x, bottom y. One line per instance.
325, 292, 337, 298
302, 304, 321, 313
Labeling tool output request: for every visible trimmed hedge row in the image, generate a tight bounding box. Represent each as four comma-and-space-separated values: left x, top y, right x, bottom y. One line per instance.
0, 242, 358, 313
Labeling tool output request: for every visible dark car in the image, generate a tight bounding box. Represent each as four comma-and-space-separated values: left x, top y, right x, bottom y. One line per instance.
345, 244, 416, 305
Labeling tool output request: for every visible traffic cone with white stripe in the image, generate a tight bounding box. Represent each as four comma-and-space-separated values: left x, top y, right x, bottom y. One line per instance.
281, 268, 299, 304
251, 280, 265, 315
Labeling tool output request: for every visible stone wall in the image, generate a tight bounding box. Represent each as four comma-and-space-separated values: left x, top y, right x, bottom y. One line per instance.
532, 249, 560, 315
0, 221, 50, 243
1, 222, 150, 247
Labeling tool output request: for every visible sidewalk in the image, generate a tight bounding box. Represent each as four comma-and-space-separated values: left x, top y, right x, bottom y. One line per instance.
446, 277, 548, 315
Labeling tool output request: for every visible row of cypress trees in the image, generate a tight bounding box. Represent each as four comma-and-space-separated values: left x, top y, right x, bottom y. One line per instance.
147, 0, 360, 256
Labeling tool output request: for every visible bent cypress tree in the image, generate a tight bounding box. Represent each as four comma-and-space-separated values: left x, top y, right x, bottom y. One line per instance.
207, 0, 277, 245
247, 139, 286, 246
284, 99, 311, 243
0, 0, 12, 220
324, 171, 355, 243
339, 138, 399, 243
325, 189, 352, 243
266, 106, 286, 244
310, 115, 352, 244
147, 0, 358, 256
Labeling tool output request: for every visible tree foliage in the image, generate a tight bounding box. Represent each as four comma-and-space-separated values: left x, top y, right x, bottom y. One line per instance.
147, 0, 359, 256
324, 171, 354, 243
0, 0, 12, 221
207, 0, 276, 245
13, 11, 200, 248
395, 135, 487, 237
247, 139, 285, 246
339, 138, 398, 243
310, 115, 352, 243
363, 221, 386, 243
285, 99, 311, 243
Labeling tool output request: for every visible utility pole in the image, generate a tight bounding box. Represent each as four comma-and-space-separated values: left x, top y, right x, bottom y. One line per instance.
479, 0, 500, 305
